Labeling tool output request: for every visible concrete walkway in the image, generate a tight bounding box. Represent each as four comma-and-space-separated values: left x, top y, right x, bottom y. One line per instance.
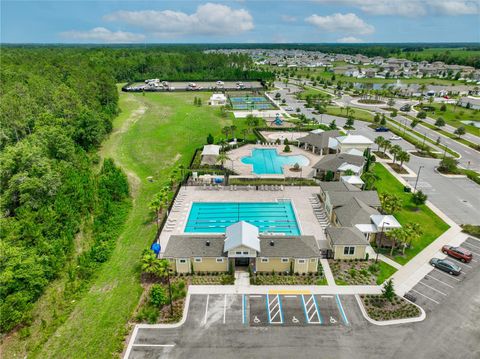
377, 254, 403, 270
320, 258, 336, 285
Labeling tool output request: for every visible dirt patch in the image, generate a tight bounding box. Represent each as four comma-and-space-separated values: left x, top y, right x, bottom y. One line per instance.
387, 162, 408, 174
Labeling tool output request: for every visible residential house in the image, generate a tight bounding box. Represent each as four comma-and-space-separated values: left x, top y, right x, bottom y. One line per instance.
458, 96, 480, 110
325, 227, 369, 260
312, 153, 365, 180
296, 130, 341, 155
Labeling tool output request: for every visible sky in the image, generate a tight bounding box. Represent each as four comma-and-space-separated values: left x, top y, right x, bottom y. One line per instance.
1, 0, 479, 44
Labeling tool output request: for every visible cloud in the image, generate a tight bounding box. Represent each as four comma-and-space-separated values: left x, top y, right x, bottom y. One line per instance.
104, 3, 254, 37
281, 15, 297, 22
60, 27, 145, 43
314, 0, 479, 17
337, 36, 364, 43
305, 13, 374, 35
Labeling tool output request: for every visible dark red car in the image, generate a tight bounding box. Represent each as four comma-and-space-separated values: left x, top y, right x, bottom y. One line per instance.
442, 245, 473, 263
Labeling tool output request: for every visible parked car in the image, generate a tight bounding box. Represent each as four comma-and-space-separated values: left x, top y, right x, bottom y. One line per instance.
400, 104, 411, 112
390, 135, 401, 140
429, 258, 462, 275
285, 107, 294, 111
375, 127, 389, 132
442, 245, 473, 263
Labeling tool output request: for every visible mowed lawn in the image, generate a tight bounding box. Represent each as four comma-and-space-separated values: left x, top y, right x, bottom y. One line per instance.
36, 91, 234, 358
414, 102, 479, 136
325, 105, 374, 123
373, 164, 450, 265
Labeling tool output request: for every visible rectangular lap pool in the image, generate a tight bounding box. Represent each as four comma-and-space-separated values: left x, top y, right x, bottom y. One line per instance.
184, 201, 301, 235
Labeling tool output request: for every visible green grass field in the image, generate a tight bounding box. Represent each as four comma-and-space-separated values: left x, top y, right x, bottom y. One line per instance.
372, 164, 450, 265
325, 105, 374, 122
376, 261, 398, 285
296, 86, 332, 100
22, 90, 237, 358
414, 102, 480, 136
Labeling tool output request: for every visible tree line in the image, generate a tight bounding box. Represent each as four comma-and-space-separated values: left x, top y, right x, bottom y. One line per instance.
0, 46, 275, 333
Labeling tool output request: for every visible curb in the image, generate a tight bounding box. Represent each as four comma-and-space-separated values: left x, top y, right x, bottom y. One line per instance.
123, 293, 191, 358
354, 294, 426, 326
433, 166, 467, 178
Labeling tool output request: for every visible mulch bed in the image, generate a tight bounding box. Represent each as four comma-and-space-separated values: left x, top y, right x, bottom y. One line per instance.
373, 151, 390, 159
329, 260, 378, 285
361, 294, 421, 321
387, 162, 408, 174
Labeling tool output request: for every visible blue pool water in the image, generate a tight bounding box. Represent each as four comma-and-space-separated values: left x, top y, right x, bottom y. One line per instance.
241, 148, 309, 175
184, 201, 300, 235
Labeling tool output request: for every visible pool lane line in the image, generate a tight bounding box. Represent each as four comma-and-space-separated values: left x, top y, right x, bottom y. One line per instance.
335, 295, 349, 325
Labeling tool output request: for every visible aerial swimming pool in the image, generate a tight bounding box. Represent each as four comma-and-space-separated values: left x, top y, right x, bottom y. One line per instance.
241, 148, 309, 175
184, 201, 301, 235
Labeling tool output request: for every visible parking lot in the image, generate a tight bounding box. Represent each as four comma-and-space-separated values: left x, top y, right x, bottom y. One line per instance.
406, 237, 480, 311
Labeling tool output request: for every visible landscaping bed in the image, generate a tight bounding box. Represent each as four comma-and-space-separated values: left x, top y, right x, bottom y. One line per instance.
387, 162, 408, 174
329, 259, 397, 285
360, 294, 421, 321
358, 99, 385, 105
461, 224, 480, 239
188, 273, 235, 285
251, 272, 327, 285
373, 151, 390, 159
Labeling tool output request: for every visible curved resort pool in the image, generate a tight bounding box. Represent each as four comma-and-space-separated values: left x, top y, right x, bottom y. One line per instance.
241, 148, 309, 175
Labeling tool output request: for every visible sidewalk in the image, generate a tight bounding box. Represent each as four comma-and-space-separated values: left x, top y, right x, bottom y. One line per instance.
320, 258, 336, 285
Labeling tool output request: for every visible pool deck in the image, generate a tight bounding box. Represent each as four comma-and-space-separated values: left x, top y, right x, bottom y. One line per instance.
158, 185, 326, 254
227, 144, 320, 178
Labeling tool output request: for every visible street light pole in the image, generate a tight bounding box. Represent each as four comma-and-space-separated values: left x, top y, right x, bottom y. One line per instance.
413, 165, 424, 193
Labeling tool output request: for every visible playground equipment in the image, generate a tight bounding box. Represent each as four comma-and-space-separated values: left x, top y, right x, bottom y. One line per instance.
274, 113, 283, 126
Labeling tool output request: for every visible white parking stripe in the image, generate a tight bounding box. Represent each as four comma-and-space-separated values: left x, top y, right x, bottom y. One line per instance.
419, 281, 447, 296
203, 295, 209, 325
432, 269, 461, 281
425, 274, 454, 288
460, 245, 480, 256
463, 241, 480, 250
461, 262, 473, 269
223, 295, 227, 324
411, 289, 440, 304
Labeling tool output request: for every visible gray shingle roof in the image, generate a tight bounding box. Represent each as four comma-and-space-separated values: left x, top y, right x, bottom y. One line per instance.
326, 227, 368, 246
258, 236, 320, 258
319, 181, 360, 193
334, 197, 380, 227
297, 130, 341, 148
163, 235, 225, 258
328, 190, 380, 208
313, 153, 365, 171
162, 235, 321, 258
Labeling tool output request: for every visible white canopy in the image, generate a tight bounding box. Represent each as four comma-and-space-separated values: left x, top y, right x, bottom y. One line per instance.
341, 175, 364, 185
336, 135, 373, 145
338, 163, 362, 174
370, 215, 402, 231
344, 148, 364, 157
355, 224, 377, 234
224, 221, 261, 252
202, 145, 221, 156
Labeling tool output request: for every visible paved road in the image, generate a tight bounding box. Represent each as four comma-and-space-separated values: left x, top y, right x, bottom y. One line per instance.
128, 253, 480, 359
273, 83, 480, 224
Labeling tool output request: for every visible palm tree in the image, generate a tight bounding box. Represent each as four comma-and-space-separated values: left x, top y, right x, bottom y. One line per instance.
149, 187, 171, 228
382, 139, 392, 154
397, 151, 410, 170
230, 125, 237, 139
361, 171, 378, 191
390, 145, 402, 163
374, 136, 385, 152
216, 151, 230, 176
141, 250, 160, 275
241, 128, 250, 141
405, 222, 422, 250
386, 228, 407, 256
379, 193, 402, 215
221, 126, 230, 140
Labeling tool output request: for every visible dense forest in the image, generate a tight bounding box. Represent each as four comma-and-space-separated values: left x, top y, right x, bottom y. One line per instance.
0, 46, 274, 333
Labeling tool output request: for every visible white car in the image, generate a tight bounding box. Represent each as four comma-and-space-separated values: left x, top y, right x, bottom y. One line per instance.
285, 107, 294, 111
390, 135, 401, 140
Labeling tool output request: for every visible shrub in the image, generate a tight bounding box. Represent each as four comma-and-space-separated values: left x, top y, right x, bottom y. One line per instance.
284, 144, 291, 152
412, 190, 428, 206
150, 284, 169, 307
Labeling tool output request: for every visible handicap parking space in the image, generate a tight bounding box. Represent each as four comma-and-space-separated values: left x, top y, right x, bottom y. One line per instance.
406, 237, 480, 311
247, 292, 352, 327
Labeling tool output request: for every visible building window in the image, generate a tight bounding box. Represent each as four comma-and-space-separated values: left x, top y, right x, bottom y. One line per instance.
310, 258, 316, 263
235, 251, 242, 255
343, 246, 355, 255
179, 259, 187, 264
281, 258, 289, 263
216, 258, 224, 263
261, 258, 269, 263
243, 251, 249, 255
194, 258, 202, 263
297, 259, 306, 264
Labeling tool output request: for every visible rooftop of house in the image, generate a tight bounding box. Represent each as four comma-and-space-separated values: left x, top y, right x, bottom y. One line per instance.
319, 181, 361, 193
313, 153, 365, 172
334, 197, 380, 227
336, 135, 373, 145
326, 226, 368, 246
297, 130, 341, 148
327, 190, 381, 209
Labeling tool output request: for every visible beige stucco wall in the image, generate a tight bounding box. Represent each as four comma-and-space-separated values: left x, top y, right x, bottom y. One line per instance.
192, 257, 228, 272
256, 257, 291, 273
175, 258, 191, 273
333, 245, 366, 260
